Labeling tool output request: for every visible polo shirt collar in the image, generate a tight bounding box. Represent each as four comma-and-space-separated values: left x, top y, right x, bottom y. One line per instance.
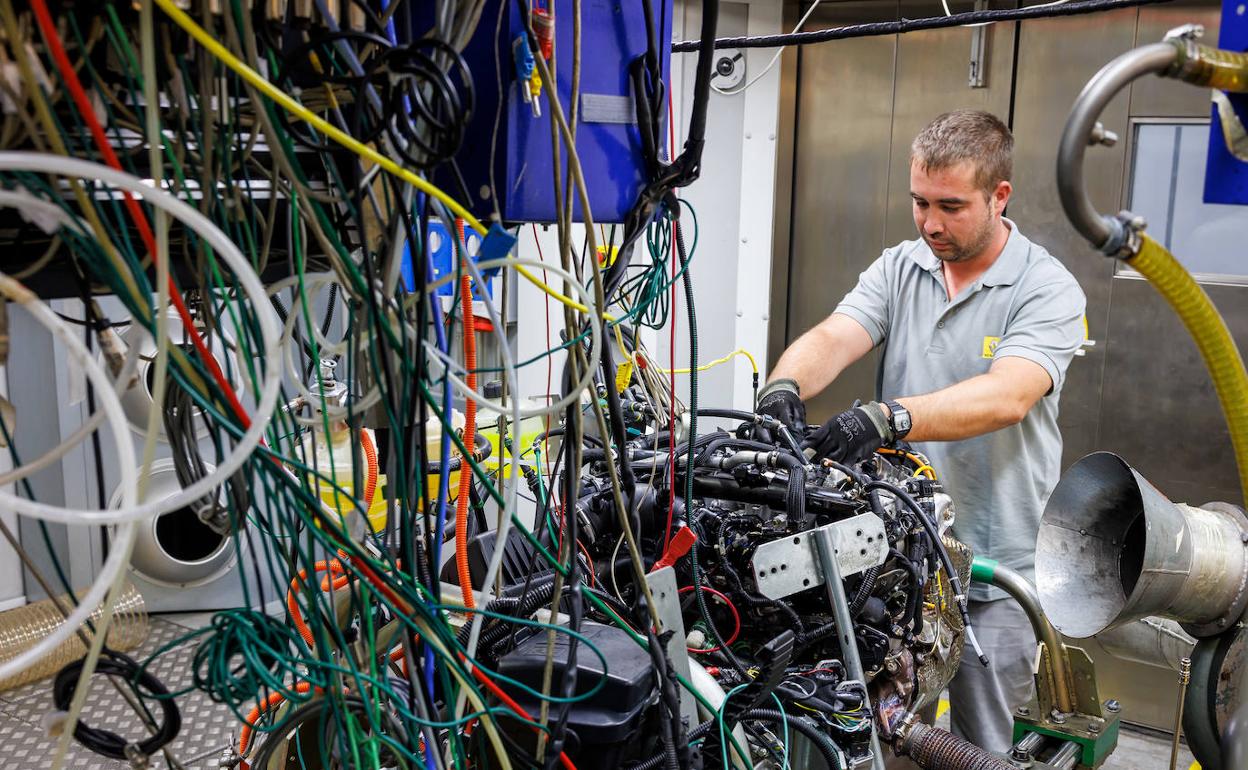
980, 218, 1027, 287
906, 217, 1028, 287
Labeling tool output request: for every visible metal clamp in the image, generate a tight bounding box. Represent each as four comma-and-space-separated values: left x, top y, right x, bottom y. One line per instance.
124, 744, 152, 770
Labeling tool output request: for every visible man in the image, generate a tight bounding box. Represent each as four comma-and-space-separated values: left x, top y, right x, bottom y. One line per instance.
758, 110, 1085, 753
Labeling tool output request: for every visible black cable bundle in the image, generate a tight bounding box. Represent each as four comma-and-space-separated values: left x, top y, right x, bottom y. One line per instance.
383, 39, 476, 169
52, 650, 181, 762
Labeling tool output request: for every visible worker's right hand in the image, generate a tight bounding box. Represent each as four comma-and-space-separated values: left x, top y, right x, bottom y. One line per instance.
755, 378, 807, 441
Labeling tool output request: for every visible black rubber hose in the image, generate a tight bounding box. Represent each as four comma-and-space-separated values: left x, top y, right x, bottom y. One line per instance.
867, 481, 970, 643
739, 709, 846, 770
890, 547, 925, 636
670, 0, 1173, 51
850, 565, 881, 616
456, 573, 559, 651
53, 652, 181, 761
629, 720, 717, 770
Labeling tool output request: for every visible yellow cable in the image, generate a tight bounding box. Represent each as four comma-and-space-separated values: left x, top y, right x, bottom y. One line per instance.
156, 0, 617, 325
912, 464, 936, 480
654, 348, 759, 376
517, 263, 617, 322
155, 0, 486, 235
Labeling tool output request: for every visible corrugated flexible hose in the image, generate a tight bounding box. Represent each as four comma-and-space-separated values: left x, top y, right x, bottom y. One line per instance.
899, 722, 1016, 770
1128, 234, 1248, 502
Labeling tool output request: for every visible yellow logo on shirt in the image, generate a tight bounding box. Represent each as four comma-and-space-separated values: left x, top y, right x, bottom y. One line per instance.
982, 336, 1001, 358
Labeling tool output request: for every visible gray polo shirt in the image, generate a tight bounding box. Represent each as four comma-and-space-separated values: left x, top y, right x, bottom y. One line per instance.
834, 220, 1085, 602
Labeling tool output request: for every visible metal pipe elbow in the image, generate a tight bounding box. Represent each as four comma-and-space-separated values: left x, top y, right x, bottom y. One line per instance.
1057, 43, 1178, 253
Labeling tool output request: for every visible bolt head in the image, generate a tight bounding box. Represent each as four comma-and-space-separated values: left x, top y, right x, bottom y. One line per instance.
1051, 711, 1067, 724
1016, 706, 1031, 717
1089, 723, 1101, 734
1105, 699, 1121, 713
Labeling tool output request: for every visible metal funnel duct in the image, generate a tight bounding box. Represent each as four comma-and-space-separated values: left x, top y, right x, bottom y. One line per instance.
1036, 452, 1248, 639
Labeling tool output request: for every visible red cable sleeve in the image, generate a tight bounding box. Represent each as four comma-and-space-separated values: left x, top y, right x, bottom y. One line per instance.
31, 0, 250, 427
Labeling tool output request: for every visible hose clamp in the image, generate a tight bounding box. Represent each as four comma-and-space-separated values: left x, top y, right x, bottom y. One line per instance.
1098, 211, 1146, 259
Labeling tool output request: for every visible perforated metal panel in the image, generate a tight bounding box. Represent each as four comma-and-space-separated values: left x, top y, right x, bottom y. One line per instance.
0, 618, 237, 769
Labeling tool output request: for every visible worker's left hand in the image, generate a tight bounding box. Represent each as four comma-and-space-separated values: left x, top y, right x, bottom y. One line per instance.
803, 402, 894, 465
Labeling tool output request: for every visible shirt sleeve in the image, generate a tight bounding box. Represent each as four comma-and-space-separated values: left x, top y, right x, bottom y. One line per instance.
833, 252, 892, 347
992, 275, 1087, 394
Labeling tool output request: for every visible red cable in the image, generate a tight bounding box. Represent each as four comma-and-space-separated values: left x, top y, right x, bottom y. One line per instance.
678, 585, 741, 653
463, 653, 578, 770
30, 0, 251, 427
454, 219, 478, 609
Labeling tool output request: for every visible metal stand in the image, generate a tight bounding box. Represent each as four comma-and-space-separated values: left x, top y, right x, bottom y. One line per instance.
814, 525, 885, 770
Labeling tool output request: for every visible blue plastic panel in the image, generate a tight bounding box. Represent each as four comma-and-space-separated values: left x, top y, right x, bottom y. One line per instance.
1204, 0, 1248, 204
401, 217, 493, 299
419, 0, 673, 223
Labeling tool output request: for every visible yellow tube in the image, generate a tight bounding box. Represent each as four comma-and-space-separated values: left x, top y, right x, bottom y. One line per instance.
1171, 41, 1248, 92
1128, 234, 1248, 501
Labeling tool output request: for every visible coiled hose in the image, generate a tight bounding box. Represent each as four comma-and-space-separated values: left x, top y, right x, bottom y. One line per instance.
1128, 234, 1248, 501
897, 722, 1015, 770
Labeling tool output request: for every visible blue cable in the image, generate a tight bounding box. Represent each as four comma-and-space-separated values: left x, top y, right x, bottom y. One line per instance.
415, 192, 453, 770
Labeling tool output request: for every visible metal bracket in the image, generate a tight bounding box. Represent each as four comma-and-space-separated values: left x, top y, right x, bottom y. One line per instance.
645, 565, 700, 727
968, 0, 990, 88
750, 513, 888, 600
1014, 645, 1120, 768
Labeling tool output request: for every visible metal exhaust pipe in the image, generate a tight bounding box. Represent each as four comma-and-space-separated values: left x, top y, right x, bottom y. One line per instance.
1036, 452, 1248, 639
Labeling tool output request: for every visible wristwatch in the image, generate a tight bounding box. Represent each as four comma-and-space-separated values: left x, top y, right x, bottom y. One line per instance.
883, 399, 912, 440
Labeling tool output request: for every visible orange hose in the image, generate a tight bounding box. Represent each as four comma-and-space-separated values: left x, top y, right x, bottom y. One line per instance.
238, 682, 316, 756
455, 218, 478, 609
287, 560, 349, 647
360, 429, 379, 508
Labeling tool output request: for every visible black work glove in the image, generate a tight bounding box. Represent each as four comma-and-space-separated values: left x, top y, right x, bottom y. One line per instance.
804, 402, 894, 465
755, 379, 808, 441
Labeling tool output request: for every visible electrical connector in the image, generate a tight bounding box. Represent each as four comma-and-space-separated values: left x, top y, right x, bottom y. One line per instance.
529, 72, 543, 117
532, 7, 555, 61
651, 525, 698, 572
512, 35, 535, 104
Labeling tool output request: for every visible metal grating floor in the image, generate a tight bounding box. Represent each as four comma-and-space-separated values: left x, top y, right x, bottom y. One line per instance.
0, 617, 238, 769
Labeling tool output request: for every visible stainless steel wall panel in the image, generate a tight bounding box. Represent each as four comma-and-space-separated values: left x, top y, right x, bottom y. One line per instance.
1131, 0, 1223, 118
1007, 8, 1139, 467
882, 0, 1018, 247
1098, 276, 1244, 507
784, 0, 898, 421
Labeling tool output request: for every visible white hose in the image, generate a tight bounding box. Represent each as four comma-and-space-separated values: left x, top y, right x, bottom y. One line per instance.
0, 274, 139, 682
0, 341, 140, 487
0, 153, 282, 525
423, 256, 602, 420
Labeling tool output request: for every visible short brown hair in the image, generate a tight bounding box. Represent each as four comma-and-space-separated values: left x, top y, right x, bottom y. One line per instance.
911, 110, 1013, 197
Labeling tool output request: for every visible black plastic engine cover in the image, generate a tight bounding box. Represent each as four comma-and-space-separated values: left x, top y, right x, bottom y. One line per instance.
495, 621, 656, 768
